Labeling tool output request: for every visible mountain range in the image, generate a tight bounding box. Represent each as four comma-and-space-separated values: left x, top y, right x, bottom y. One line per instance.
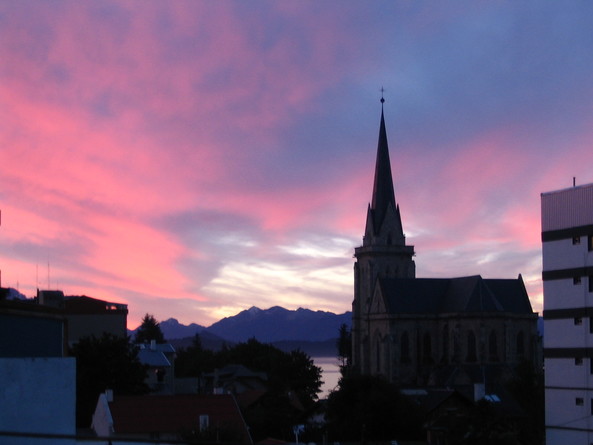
130, 306, 352, 357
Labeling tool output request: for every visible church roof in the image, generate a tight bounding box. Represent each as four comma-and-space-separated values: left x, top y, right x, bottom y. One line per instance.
378, 275, 533, 315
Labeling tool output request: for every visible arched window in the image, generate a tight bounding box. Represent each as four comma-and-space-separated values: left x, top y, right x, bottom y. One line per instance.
489, 330, 499, 362
401, 332, 410, 363
376, 339, 381, 373
452, 329, 461, 363
516, 331, 524, 357
466, 331, 477, 362
441, 326, 449, 364
423, 333, 432, 364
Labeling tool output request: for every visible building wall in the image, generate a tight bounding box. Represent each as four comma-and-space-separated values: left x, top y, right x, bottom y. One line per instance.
368, 314, 538, 387
0, 312, 65, 358
66, 312, 127, 346
0, 357, 76, 445
542, 183, 593, 445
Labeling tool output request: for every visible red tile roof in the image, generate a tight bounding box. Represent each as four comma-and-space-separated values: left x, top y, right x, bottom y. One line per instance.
108, 394, 251, 443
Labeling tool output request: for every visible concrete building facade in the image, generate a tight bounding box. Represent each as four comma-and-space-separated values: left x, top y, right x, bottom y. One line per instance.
542, 183, 593, 444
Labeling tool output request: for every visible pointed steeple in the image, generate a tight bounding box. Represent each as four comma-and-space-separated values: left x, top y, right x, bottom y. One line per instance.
366, 100, 405, 244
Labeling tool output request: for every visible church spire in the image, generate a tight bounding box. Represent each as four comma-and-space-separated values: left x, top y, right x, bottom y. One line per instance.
366, 99, 404, 243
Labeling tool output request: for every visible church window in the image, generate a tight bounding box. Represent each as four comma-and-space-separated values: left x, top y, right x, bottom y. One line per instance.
466, 331, 477, 362
452, 331, 461, 363
423, 333, 432, 364
489, 331, 499, 362
376, 340, 381, 373
441, 326, 449, 364
401, 332, 410, 363
516, 331, 524, 357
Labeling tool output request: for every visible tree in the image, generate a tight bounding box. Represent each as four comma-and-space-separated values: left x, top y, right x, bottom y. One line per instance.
336, 323, 352, 376
134, 313, 165, 344
175, 333, 216, 380
70, 333, 149, 427
326, 374, 423, 442
175, 337, 323, 442
505, 361, 545, 445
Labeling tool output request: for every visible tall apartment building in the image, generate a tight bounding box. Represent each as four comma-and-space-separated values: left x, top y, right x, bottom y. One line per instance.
542, 183, 593, 444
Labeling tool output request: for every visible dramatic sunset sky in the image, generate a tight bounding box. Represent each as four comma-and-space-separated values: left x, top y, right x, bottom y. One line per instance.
1, 1, 592, 328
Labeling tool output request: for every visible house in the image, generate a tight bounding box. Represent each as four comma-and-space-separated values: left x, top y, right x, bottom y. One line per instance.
204, 364, 268, 395
0, 292, 76, 445
62, 295, 128, 346
136, 340, 176, 394
91, 392, 252, 444
36, 290, 128, 346
351, 102, 540, 393
0, 295, 66, 357
542, 182, 593, 444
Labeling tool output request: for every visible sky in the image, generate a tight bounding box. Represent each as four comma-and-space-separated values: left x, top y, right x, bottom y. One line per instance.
1, 1, 593, 329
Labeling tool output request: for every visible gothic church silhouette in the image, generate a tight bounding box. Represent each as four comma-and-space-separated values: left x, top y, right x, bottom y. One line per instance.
351, 102, 539, 391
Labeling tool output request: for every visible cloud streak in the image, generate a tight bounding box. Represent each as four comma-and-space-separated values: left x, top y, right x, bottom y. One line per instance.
2, 1, 593, 327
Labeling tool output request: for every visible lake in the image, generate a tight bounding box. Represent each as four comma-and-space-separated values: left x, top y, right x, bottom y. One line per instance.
313, 356, 341, 399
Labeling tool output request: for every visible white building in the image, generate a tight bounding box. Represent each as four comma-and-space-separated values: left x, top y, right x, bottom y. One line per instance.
0, 357, 76, 445
542, 183, 593, 444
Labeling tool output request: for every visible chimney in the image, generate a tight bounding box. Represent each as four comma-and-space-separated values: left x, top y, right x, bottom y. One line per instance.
105, 389, 114, 403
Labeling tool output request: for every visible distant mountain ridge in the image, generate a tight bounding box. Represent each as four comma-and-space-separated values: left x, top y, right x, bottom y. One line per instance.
207, 306, 351, 343
131, 306, 352, 345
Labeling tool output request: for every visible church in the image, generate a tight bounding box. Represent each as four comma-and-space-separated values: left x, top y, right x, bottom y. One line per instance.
351, 101, 540, 391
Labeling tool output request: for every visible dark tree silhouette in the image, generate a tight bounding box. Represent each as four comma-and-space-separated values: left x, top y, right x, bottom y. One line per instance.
134, 313, 165, 344
336, 323, 352, 375
326, 374, 423, 442
505, 361, 545, 445
175, 337, 322, 442
175, 333, 216, 379
70, 333, 148, 427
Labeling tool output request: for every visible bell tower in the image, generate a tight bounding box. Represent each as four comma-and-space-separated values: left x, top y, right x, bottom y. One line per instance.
351, 99, 415, 374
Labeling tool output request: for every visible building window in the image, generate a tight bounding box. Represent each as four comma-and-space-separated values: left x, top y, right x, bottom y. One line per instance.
576, 397, 584, 406
573, 236, 581, 245
575, 317, 583, 326
516, 331, 524, 357
588, 235, 593, 252
489, 331, 498, 362
576, 357, 584, 366
423, 333, 432, 364
467, 331, 477, 363
574, 276, 582, 285
376, 340, 381, 373
401, 332, 410, 363
452, 329, 461, 363
441, 326, 449, 364
589, 276, 593, 293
